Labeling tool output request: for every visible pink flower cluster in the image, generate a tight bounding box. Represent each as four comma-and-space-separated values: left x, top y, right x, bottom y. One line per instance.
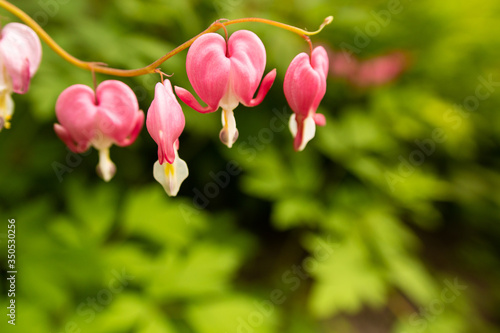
2, 23, 329, 196
329, 49, 407, 87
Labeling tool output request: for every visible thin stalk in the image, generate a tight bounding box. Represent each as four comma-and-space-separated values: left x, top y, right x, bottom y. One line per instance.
0, 0, 332, 77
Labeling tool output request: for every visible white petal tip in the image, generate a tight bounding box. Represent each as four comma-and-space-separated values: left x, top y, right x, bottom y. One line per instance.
219, 127, 239, 148
96, 148, 116, 182
153, 156, 189, 197
290, 114, 316, 151
220, 109, 238, 148
289, 114, 298, 137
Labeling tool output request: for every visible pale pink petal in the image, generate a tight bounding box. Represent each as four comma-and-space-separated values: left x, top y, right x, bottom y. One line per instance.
53, 123, 91, 153
95, 80, 141, 144
310, 47, 329, 112
55, 81, 143, 153
227, 30, 267, 105
183, 33, 231, 112
246, 69, 276, 107
55, 84, 98, 145
313, 113, 326, 126
311, 46, 329, 79
284, 47, 329, 117
147, 80, 185, 164
174, 86, 218, 113
284, 52, 321, 116
117, 110, 144, 147
0, 23, 42, 94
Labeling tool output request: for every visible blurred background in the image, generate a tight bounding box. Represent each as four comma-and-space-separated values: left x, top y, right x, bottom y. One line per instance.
1, 0, 500, 332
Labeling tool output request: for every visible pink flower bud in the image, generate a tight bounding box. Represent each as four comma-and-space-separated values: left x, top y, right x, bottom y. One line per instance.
0, 23, 42, 131
147, 80, 185, 164
175, 30, 276, 148
284, 46, 328, 151
147, 80, 188, 196
54, 80, 144, 181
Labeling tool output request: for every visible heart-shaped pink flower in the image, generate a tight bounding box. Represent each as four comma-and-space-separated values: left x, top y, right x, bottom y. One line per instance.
284, 46, 328, 151
175, 30, 276, 148
54, 80, 144, 181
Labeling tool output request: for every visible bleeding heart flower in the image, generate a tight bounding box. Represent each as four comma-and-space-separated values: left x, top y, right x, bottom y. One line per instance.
54, 80, 144, 181
175, 30, 276, 148
328, 49, 407, 87
284, 46, 328, 151
0, 23, 42, 131
351, 51, 407, 87
147, 80, 188, 196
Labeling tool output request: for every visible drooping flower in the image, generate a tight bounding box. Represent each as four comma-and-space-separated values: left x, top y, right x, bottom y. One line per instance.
0, 23, 42, 131
284, 46, 328, 151
175, 30, 276, 148
147, 80, 188, 196
54, 80, 144, 181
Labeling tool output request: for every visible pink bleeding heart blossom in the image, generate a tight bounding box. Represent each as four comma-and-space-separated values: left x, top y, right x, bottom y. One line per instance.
54, 80, 144, 181
284, 46, 329, 151
175, 30, 276, 148
147, 80, 188, 196
0, 23, 42, 131
351, 51, 407, 87
329, 49, 407, 87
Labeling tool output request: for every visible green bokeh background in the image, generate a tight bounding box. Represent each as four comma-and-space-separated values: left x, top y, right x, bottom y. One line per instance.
1, 0, 500, 332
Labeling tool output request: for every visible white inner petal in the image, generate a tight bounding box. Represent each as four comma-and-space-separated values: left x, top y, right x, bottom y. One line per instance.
298, 115, 316, 151
219, 108, 239, 148
0, 65, 14, 130
96, 147, 116, 182
288, 114, 298, 137
153, 149, 189, 197
219, 70, 240, 112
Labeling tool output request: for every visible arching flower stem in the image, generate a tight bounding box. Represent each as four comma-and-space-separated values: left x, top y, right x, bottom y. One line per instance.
0, 0, 332, 77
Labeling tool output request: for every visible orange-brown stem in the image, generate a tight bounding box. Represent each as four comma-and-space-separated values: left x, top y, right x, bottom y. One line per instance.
0, 0, 332, 77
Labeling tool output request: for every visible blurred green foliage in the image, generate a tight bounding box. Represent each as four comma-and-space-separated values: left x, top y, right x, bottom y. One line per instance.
1, 0, 500, 332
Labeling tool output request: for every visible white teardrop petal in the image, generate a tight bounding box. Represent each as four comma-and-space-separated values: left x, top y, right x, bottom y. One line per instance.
96, 147, 116, 182
288, 114, 297, 137
153, 153, 189, 197
298, 115, 316, 151
220, 108, 238, 148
